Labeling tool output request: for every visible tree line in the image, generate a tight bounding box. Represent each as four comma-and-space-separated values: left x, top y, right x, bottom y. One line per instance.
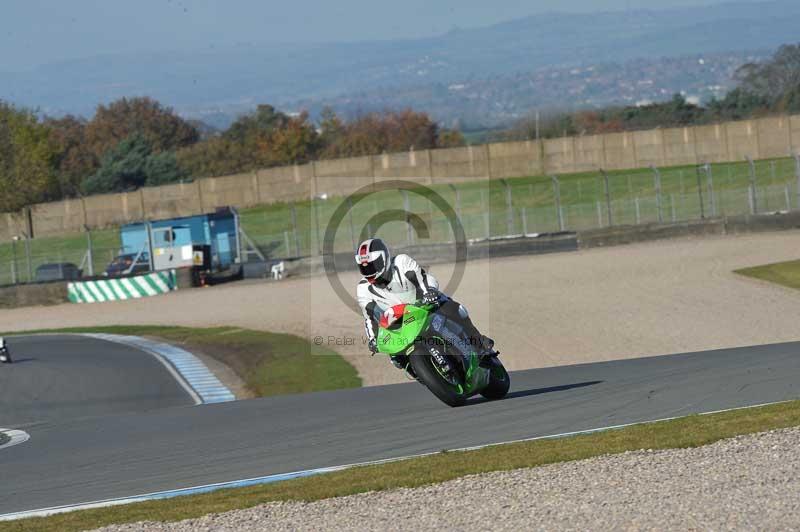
0, 100, 465, 212
2, 43, 800, 213
507, 44, 800, 141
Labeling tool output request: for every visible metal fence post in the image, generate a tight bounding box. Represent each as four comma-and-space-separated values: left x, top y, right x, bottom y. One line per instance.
86, 228, 94, 276
449, 184, 461, 220
552, 176, 564, 231
24, 234, 32, 282
290, 205, 300, 257
11, 237, 18, 284
600, 169, 613, 226
347, 196, 356, 250
747, 156, 758, 214
402, 190, 413, 246
635, 197, 641, 224
670, 194, 676, 222
705, 164, 716, 217
651, 165, 663, 223
502, 180, 514, 235
283, 231, 291, 257
521, 207, 528, 235
483, 212, 491, 240
312, 198, 322, 256
695, 166, 706, 219
785, 184, 791, 212
795, 154, 800, 210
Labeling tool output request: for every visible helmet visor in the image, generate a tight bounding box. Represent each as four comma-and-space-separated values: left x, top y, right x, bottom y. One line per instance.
357, 253, 385, 278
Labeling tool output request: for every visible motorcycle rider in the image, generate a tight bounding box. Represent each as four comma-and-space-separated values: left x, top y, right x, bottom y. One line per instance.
355, 238, 494, 376
0, 337, 11, 364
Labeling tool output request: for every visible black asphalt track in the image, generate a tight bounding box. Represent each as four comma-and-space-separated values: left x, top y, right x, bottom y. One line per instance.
2, 337, 799, 515
0, 335, 194, 427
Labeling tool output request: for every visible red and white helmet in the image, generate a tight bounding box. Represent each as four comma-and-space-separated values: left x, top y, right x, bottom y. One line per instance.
355, 238, 391, 283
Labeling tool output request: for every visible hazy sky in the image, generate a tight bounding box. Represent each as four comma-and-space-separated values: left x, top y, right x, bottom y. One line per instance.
2, 0, 758, 71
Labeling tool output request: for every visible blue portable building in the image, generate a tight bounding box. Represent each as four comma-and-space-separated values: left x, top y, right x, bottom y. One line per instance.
120, 207, 241, 272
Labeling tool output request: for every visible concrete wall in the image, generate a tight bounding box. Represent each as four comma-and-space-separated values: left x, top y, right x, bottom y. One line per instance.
4, 114, 800, 241
431, 145, 489, 183
488, 140, 543, 178
0, 210, 30, 240
257, 165, 313, 203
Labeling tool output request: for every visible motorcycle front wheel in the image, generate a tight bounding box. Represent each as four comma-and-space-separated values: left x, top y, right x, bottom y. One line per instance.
480, 357, 510, 400
410, 350, 467, 408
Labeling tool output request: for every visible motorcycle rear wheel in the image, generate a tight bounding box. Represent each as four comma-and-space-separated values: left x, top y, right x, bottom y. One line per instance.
410, 351, 467, 407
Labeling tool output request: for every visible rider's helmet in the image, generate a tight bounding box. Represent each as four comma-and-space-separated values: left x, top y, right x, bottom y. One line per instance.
355, 238, 391, 284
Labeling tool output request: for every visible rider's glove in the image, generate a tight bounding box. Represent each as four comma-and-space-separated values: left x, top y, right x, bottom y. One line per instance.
422, 290, 440, 306
368, 337, 378, 355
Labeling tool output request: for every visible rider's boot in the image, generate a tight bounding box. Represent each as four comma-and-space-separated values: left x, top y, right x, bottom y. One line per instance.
477, 335, 499, 368
480, 335, 498, 356
390, 354, 417, 379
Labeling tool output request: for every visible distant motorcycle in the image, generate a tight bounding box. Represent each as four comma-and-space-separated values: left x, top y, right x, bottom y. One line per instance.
0, 337, 12, 364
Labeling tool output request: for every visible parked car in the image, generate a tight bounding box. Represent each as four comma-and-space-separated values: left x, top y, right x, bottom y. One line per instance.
105, 253, 150, 277
35, 262, 82, 283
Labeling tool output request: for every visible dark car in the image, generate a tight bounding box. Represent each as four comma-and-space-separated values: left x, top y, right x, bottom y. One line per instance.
35, 262, 82, 283
105, 253, 150, 277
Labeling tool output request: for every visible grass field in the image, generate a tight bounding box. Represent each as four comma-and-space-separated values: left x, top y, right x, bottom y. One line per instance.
1, 326, 361, 398
735, 259, 800, 291
6, 399, 800, 532
1, 156, 797, 285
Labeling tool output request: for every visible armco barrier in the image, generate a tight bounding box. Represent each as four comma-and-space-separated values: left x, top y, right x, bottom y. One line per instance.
67, 270, 177, 303
577, 210, 800, 249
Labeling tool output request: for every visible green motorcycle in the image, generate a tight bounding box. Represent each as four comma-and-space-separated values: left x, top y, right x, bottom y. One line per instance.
376, 300, 510, 407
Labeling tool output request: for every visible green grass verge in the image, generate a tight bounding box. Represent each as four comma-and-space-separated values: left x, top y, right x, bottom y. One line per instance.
5, 400, 800, 532
735, 259, 800, 291
2, 326, 361, 398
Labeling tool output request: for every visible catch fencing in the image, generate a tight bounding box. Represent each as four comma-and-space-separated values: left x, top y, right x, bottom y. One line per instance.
240, 155, 800, 259
1, 155, 799, 285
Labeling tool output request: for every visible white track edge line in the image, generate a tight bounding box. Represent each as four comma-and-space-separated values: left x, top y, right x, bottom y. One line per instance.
0, 398, 792, 522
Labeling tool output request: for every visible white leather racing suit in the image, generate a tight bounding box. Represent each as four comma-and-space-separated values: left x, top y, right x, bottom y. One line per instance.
356, 253, 439, 345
